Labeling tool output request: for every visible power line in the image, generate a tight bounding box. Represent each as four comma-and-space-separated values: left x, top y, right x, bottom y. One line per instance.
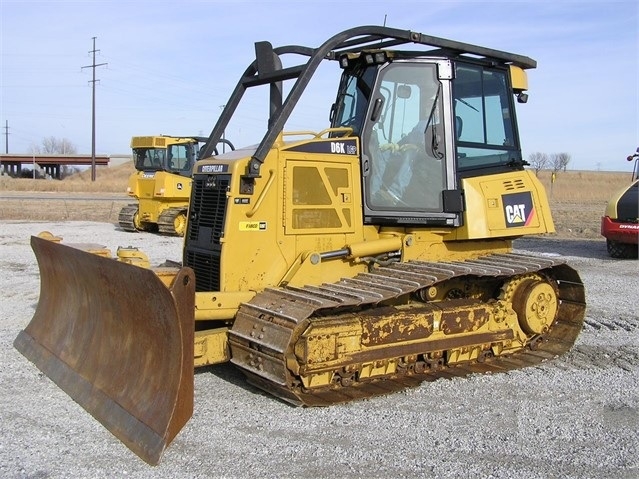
81, 37, 107, 181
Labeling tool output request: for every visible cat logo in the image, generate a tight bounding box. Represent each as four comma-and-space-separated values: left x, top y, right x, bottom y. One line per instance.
506, 204, 526, 223
502, 192, 535, 228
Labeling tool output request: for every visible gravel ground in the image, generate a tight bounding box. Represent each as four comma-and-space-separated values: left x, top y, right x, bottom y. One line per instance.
1, 221, 637, 479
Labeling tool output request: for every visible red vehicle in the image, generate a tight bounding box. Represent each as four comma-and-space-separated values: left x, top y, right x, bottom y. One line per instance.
601, 148, 639, 258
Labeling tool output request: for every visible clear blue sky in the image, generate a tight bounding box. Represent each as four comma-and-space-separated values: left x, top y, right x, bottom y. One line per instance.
1, 0, 637, 172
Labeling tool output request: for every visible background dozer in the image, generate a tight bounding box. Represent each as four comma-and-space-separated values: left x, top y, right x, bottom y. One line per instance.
119, 135, 234, 236
15, 26, 586, 465
600, 148, 639, 258
118, 135, 201, 236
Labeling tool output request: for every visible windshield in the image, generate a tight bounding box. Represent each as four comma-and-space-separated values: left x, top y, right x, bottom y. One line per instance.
133, 143, 197, 175
133, 147, 167, 171
331, 65, 376, 136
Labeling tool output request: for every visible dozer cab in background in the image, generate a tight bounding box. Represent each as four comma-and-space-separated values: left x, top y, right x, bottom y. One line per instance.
600, 148, 639, 258
119, 135, 234, 236
15, 26, 586, 465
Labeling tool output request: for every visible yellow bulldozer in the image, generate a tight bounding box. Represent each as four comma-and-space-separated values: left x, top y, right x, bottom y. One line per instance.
118, 135, 201, 236
119, 135, 234, 236
15, 26, 586, 465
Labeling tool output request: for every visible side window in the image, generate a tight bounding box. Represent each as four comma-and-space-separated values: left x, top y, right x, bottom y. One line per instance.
454, 64, 519, 171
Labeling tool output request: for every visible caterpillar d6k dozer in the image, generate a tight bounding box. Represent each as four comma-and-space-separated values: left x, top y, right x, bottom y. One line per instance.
15, 26, 586, 465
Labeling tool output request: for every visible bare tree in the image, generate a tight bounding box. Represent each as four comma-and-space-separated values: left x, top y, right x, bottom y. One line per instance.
26, 142, 41, 155
24, 137, 79, 179
550, 152, 571, 173
527, 152, 548, 176
28, 137, 77, 155
41, 137, 78, 154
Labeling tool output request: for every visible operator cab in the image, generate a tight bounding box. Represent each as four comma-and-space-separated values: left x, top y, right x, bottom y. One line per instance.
331, 51, 525, 226
132, 141, 198, 178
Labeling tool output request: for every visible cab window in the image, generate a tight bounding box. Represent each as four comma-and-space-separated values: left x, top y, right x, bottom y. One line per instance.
453, 63, 520, 172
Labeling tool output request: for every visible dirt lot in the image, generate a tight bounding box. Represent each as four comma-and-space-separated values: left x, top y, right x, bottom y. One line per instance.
0, 220, 637, 478
0, 168, 637, 478
0, 192, 130, 224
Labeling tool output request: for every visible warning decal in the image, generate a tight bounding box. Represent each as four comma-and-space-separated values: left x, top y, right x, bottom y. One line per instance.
239, 221, 267, 231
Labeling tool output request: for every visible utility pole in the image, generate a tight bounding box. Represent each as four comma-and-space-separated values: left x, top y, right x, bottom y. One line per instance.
82, 37, 107, 181
3, 120, 7, 153
1, 120, 7, 175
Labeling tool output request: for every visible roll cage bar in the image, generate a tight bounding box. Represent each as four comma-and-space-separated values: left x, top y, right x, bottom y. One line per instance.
199, 25, 536, 186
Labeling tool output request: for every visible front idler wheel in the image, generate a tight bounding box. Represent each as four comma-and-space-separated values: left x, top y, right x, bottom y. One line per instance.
510, 277, 559, 335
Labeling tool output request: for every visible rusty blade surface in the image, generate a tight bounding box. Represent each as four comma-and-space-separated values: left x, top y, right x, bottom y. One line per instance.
14, 236, 195, 465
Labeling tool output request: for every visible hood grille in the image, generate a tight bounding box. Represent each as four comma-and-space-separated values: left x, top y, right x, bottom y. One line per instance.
184, 174, 230, 292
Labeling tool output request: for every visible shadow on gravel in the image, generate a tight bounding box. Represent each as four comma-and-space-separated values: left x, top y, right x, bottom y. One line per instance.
195, 362, 294, 405
195, 361, 245, 385
513, 236, 631, 261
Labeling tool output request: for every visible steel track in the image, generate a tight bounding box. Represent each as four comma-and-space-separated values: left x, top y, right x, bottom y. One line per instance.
228, 253, 586, 406
157, 207, 186, 236
118, 205, 139, 232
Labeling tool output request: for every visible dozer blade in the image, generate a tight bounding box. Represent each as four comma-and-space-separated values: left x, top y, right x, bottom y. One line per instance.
14, 235, 195, 465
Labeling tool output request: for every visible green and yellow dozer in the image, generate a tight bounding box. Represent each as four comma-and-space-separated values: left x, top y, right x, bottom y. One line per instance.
15, 26, 586, 465
119, 135, 233, 236
118, 135, 200, 236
